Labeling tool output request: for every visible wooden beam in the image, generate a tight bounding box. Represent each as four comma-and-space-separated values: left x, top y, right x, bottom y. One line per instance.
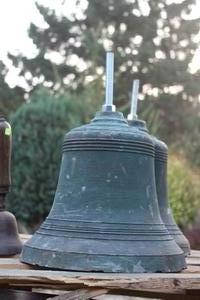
47, 289, 108, 300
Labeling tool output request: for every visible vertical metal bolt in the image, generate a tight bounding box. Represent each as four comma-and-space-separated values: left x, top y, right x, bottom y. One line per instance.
102, 52, 116, 112
127, 79, 140, 120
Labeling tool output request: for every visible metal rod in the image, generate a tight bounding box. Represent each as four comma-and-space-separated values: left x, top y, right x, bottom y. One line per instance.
102, 52, 116, 112
127, 79, 140, 120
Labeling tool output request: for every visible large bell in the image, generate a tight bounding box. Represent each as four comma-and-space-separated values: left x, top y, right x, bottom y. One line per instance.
0, 115, 22, 255
22, 110, 186, 272
128, 80, 190, 256
22, 53, 185, 272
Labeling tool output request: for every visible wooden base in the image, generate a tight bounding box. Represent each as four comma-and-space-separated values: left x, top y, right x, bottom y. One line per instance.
0, 235, 199, 299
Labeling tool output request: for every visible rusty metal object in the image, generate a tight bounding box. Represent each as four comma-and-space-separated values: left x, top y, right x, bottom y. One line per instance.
0, 114, 22, 255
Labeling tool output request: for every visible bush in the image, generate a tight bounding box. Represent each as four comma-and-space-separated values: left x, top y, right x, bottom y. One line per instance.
168, 153, 200, 228
8, 88, 89, 230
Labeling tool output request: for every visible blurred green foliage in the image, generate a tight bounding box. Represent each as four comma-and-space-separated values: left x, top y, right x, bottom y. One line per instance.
168, 154, 200, 228
182, 115, 200, 168
0, 62, 24, 117
8, 87, 100, 230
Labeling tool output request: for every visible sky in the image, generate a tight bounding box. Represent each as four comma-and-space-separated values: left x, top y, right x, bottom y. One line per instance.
0, 1, 41, 60
0, 0, 89, 60
0, 0, 44, 87
0, 0, 90, 87
0, 0, 199, 87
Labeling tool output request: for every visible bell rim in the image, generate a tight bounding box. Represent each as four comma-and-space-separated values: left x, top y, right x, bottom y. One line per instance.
21, 244, 186, 273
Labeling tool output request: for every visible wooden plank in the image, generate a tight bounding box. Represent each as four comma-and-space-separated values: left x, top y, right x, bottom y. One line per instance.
33, 288, 187, 299
46, 289, 108, 300
0, 250, 199, 296
1, 268, 200, 292
187, 257, 200, 266
0, 258, 32, 269
190, 250, 200, 258
20, 234, 31, 243
183, 265, 200, 273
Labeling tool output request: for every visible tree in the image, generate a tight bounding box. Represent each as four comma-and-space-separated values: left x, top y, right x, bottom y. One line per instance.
8, 87, 95, 230
168, 153, 200, 228
0, 62, 24, 117
7, 0, 200, 161
9, 1, 200, 98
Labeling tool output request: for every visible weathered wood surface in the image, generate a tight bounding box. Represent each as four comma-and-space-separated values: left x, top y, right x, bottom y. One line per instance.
46, 289, 108, 300
0, 248, 200, 298
0, 253, 197, 289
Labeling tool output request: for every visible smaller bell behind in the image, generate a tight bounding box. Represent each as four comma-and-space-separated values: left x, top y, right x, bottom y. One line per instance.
0, 115, 22, 255
127, 79, 190, 256
154, 138, 190, 256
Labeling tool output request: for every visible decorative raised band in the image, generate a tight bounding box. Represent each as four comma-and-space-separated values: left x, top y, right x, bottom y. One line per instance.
63, 138, 154, 157
37, 218, 171, 241
155, 148, 168, 162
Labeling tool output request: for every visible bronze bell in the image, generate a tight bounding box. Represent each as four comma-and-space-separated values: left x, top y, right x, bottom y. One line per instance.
21, 53, 185, 272
154, 138, 190, 256
128, 80, 190, 256
0, 114, 22, 255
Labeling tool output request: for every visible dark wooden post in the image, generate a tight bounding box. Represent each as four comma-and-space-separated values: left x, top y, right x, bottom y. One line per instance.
0, 114, 12, 209
0, 114, 22, 255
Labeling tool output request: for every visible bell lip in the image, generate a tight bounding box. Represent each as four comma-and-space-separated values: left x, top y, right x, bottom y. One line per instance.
21, 225, 186, 273
21, 243, 186, 273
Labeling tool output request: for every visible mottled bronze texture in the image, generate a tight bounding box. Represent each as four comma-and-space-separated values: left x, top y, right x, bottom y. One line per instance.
22, 111, 185, 272
0, 115, 22, 255
129, 119, 190, 256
